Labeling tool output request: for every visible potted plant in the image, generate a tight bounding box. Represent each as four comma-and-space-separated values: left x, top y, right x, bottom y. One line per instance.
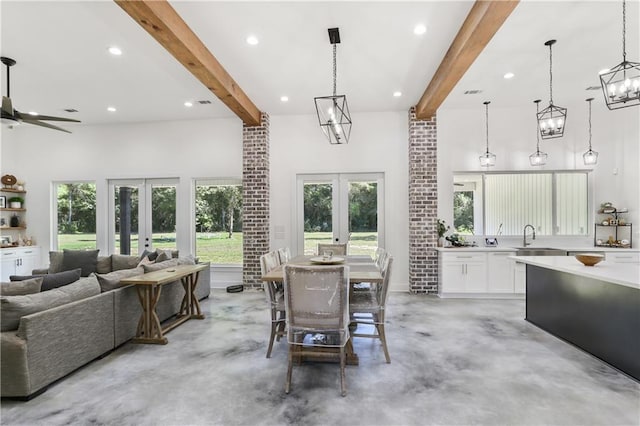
437, 219, 450, 247
8, 196, 24, 209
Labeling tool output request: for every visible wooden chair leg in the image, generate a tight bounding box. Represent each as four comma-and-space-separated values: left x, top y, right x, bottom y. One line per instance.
266, 322, 277, 358
378, 323, 391, 363
285, 346, 293, 394
340, 346, 347, 397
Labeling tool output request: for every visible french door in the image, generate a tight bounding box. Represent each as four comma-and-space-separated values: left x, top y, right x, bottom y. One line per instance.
296, 173, 384, 257
108, 178, 178, 255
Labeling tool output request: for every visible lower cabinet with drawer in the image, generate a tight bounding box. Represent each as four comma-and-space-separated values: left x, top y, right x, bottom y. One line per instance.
605, 252, 640, 264
1, 246, 41, 282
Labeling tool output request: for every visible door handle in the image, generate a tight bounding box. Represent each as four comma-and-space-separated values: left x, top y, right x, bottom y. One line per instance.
335, 238, 339, 242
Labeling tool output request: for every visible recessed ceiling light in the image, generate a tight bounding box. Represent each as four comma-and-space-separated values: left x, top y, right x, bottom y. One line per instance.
28, 111, 38, 116
246, 35, 259, 46
598, 68, 610, 75
280, 96, 289, 102
184, 101, 193, 107
108, 46, 122, 56
393, 91, 402, 97
414, 24, 427, 35
107, 106, 116, 112
503, 72, 515, 79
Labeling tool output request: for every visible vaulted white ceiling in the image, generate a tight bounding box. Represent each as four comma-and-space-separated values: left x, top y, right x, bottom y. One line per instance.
1, 1, 638, 128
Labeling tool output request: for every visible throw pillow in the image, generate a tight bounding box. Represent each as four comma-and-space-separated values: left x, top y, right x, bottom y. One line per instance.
0, 277, 44, 296
94, 266, 143, 292
111, 254, 139, 271
1, 275, 100, 331
139, 249, 158, 262
10, 268, 82, 292
177, 254, 197, 265
48, 251, 65, 274
62, 249, 99, 277
155, 248, 179, 259
137, 255, 154, 268
96, 255, 112, 274
142, 258, 179, 273
155, 251, 170, 263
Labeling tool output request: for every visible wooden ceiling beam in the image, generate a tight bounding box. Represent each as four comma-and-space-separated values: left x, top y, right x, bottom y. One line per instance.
114, 0, 262, 126
414, 0, 519, 120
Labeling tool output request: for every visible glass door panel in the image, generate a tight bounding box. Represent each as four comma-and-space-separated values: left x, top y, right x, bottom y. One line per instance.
347, 180, 378, 257
302, 182, 334, 255
148, 183, 177, 251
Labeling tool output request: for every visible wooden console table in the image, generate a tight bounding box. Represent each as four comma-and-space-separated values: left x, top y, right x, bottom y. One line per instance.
120, 263, 208, 344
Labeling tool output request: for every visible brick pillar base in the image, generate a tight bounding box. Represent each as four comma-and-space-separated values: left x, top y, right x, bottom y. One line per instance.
243, 113, 270, 289
408, 108, 438, 294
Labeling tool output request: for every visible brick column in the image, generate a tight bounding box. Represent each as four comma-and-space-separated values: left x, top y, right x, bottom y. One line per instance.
408, 107, 438, 294
243, 113, 270, 289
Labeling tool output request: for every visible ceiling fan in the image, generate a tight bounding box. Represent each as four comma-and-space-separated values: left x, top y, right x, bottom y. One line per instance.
1, 56, 80, 133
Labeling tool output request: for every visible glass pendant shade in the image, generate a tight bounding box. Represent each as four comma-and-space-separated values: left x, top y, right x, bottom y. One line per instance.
583, 149, 599, 165
314, 95, 352, 144
479, 151, 496, 167
529, 150, 548, 166
315, 28, 351, 144
600, 0, 640, 110
538, 40, 567, 140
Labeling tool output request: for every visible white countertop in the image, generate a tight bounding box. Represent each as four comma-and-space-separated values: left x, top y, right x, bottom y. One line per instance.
435, 246, 639, 253
510, 255, 640, 290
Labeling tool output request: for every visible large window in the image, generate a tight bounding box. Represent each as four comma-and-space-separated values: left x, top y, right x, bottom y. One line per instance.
195, 180, 243, 264
54, 182, 97, 250
453, 171, 590, 236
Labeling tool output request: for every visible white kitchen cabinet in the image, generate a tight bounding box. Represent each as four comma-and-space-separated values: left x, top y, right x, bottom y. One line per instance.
487, 251, 517, 293
513, 261, 526, 293
605, 252, 639, 264
438, 252, 487, 296
0, 247, 40, 281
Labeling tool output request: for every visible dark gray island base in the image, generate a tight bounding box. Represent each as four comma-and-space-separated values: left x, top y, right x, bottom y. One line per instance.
526, 265, 640, 381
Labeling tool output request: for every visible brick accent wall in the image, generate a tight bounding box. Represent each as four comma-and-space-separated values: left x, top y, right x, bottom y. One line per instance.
408, 107, 438, 294
242, 113, 270, 289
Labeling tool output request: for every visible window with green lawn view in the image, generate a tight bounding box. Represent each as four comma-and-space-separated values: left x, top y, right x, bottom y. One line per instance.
453, 171, 589, 236
55, 182, 97, 250
195, 180, 243, 264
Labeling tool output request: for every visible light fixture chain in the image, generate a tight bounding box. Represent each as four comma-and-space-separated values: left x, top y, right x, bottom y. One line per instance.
622, 0, 627, 61
548, 43, 553, 103
332, 43, 337, 97
535, 102, 541, 150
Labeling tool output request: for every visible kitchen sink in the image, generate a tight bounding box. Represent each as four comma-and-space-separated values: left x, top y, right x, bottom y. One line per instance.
515, 247, 567, 256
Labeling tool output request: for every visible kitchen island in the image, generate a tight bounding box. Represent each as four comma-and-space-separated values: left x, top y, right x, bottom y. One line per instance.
513, 256, 639, 381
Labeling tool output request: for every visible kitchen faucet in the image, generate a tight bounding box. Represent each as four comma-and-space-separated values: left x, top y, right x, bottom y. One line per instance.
523, 224, 536, 247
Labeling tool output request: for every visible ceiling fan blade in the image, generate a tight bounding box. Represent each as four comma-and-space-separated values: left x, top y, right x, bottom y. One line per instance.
2, 96, 14, 115
21, 118, 72, 133
14, 110, 80, 123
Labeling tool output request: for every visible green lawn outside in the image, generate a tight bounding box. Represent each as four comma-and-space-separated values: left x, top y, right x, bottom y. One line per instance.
58, 231, 378, 264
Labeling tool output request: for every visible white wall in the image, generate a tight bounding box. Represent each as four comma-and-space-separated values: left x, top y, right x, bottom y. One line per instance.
269, 111, 409, 291
438, 101, 640, 247
0, 117, 242, 263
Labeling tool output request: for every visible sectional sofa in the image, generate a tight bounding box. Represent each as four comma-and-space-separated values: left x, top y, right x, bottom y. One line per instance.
0, 252, 211, 399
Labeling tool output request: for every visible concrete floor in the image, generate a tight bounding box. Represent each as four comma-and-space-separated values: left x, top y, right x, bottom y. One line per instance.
2, 290, 639, 425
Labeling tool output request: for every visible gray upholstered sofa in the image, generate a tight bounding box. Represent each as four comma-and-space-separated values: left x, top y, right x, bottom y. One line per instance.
1, 252, 210, 398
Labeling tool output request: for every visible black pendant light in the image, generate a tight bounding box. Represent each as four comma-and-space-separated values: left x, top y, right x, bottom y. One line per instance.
537, 40, 567, 140
530, 100, 548, 166
600, 0, 640, 110
479, 101, 496, 167
583, 98, 598, 165
314, 28, 352, 144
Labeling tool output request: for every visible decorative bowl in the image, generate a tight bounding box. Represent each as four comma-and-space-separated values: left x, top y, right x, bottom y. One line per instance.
574, 253, 604, 267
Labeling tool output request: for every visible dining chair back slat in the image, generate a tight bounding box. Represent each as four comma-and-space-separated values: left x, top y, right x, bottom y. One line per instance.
317, 243, 348, 256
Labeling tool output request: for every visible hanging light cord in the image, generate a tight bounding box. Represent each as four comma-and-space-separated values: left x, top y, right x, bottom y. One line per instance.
485, 102, 490, 153
332, 43, 337, 97
588, 100, 593, 150
622, 0, 627, 61
535, 101, 541, 152
548, 43, 554, 104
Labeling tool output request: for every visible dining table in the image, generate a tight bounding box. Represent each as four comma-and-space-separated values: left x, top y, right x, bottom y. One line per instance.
261, 254, 383, 365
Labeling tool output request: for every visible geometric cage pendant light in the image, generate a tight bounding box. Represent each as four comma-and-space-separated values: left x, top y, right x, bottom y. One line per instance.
530, 99, 548, 166
583, 98, 599, 165
314, 28, 352, 144
537, 40, 567, 140
600, 0, 640, 110
479, 101, 496, 167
